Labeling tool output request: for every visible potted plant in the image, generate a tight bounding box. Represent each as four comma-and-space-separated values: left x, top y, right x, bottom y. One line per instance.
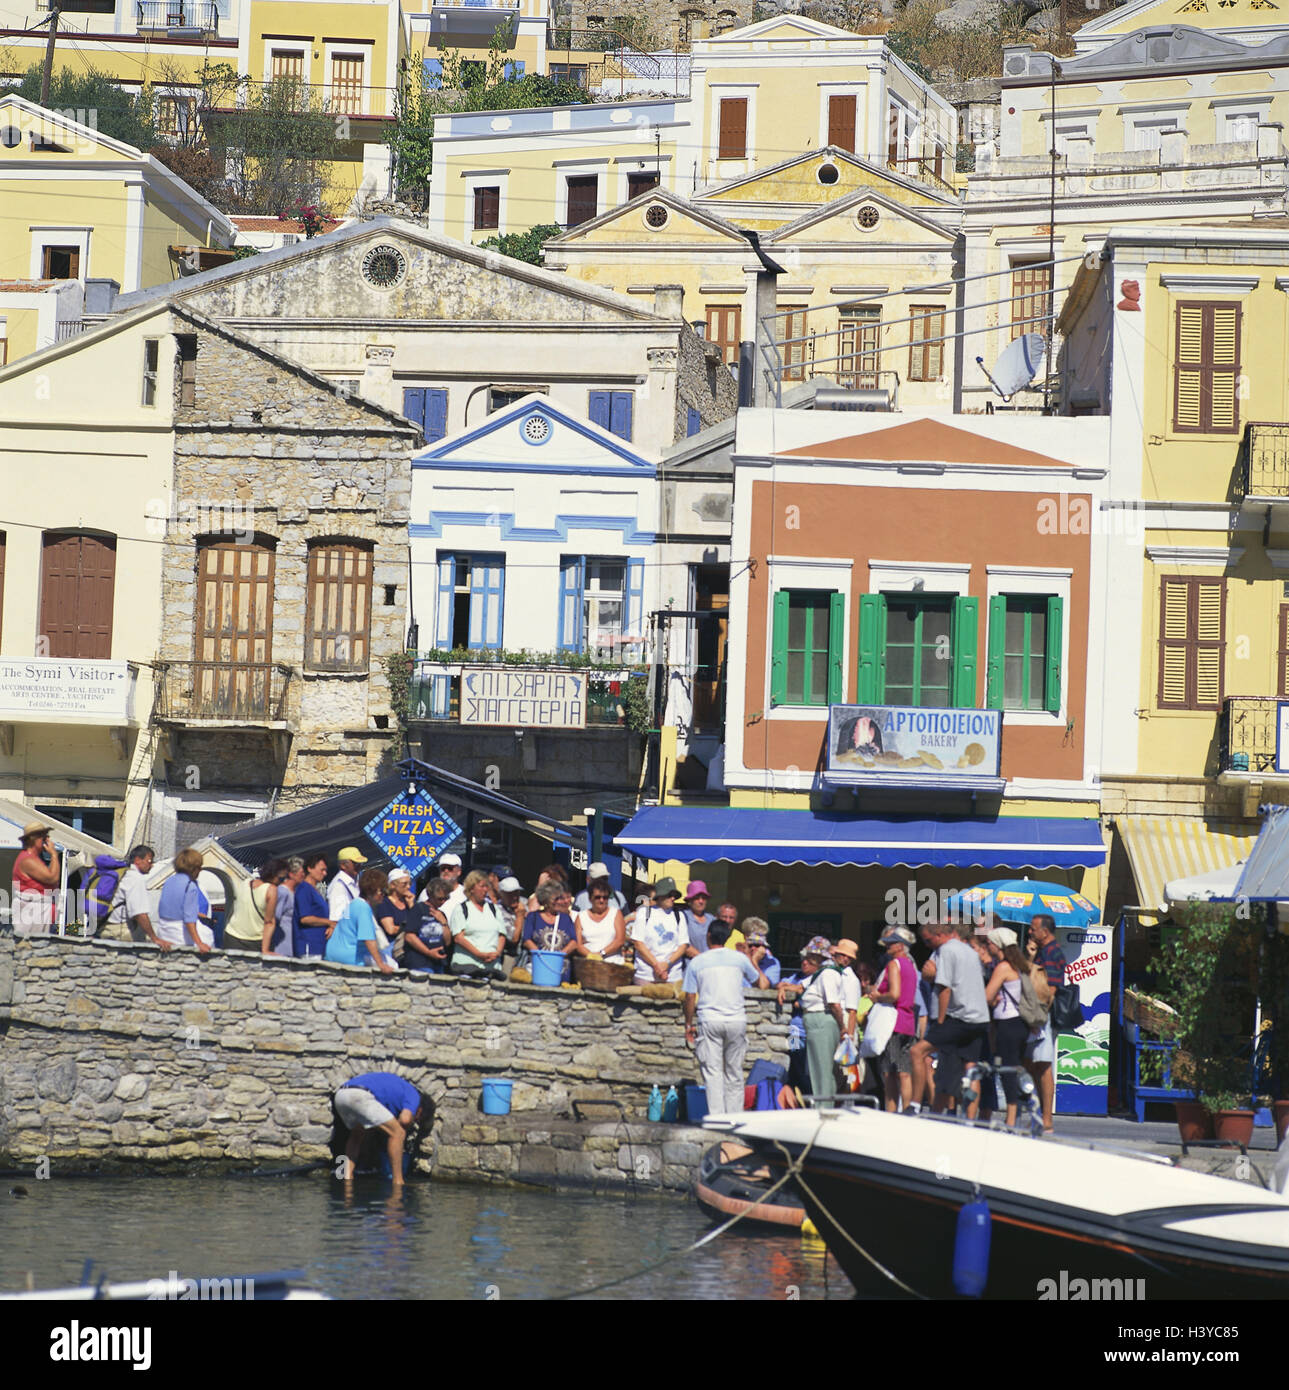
1207, 1089, 1256, 1147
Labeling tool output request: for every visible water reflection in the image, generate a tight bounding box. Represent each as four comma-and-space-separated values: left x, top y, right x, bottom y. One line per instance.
1, 1177, 852, 1301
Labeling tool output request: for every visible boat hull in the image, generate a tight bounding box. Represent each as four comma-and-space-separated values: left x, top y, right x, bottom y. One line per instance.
694, 1142, 806, 1230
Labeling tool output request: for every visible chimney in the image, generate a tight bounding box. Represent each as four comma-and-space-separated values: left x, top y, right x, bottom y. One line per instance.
653, 284, 685, 318
83, 278, 120, 315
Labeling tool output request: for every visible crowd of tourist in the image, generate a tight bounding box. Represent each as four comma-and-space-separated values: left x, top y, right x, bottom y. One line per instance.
10, 821, 1069, 1131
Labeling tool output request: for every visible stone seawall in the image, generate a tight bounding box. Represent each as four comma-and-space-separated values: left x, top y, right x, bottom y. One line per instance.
0, 935, 789, 1175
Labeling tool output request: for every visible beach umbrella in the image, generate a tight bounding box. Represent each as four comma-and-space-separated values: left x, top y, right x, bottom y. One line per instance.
944, 876, 1100, 929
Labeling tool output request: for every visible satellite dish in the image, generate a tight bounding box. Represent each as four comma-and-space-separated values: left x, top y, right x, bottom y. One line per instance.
976, 333, 1046, 401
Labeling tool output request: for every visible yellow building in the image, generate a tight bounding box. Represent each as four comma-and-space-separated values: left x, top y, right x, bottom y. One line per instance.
0, 95, 233, 365
544, 147, 961, 411
1057, 223, 1289, 922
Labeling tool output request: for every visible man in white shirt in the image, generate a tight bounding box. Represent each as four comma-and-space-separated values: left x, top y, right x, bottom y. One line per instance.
103, 845, 170, 951
833, 938, 862, 1040
436, 853, 466, 909
328, 846, 367, 922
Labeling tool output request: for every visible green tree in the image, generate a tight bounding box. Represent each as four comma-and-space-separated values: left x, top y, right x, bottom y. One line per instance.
476, 223, 563, 265
14, 63, 157, 149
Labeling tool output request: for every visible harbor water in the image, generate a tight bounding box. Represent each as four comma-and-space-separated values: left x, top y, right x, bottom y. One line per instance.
0, 1177, 853, 1300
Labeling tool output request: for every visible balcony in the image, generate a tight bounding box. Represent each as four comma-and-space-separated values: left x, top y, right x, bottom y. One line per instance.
406, 654, 647, 729
1219, 696, 1283, 774
1235, 423, 1289, 502
429, 0, 520, 39
136, 0, 220, 34
154, 661, 293, 726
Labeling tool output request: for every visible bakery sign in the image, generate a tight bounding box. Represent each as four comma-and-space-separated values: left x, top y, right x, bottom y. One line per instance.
825, 705, 1003, 788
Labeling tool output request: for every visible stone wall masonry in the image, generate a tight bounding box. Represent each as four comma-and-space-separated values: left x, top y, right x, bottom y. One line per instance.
675, 330, 738, 441
0, 935, 789, 1174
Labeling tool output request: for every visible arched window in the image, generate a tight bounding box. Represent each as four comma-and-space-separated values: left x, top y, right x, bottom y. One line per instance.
306, 540, 373, 672
193, 538, 276, 718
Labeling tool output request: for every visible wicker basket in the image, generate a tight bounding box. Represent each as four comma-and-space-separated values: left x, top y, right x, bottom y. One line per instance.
1124, 989, 1180, 1038
572, 957, 635, 993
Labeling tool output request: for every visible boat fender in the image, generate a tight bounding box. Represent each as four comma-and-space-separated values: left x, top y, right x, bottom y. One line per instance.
952, 1190, 991, 1299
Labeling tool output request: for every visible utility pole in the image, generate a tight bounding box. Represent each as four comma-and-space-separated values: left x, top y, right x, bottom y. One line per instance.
40, 6, 61, 108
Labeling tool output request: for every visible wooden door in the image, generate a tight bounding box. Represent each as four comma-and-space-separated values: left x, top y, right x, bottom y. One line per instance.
838, 307, 881, 388
39, 532, 115, 658
781, 305, 811, 383
718, 97, 747, 159
565, 175, 598, 227
827, 94, 856, 152
195, 542, 275, 718
705, 304, 742, 367
331, 53, 364, 114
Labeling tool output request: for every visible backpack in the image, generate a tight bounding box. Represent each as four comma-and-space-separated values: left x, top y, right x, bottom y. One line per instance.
1017, 971, 1049, 1030
84, 854, 131, 934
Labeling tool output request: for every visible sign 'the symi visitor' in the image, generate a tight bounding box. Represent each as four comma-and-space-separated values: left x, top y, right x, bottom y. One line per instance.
459, 667, 587, 729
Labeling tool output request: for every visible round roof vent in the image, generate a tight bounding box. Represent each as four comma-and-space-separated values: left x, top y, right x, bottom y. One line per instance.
522, 413, 552, 445
817, 162, 840, 186
361, 244, 407, 289
644, 202, 669, 229
856, 204, 880, 230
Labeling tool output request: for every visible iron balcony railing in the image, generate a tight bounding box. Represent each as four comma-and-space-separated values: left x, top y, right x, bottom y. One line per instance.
407, 654, 645, 726
1236, 422, 1289, 500
136, 0, 221, 32
155, 660, 293, 723
1219, 696, 1281, 773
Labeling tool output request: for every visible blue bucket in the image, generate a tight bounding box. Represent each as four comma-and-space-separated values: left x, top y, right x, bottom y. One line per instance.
481, 1077, 513, 1115
683, 1085, 708, 1125
530, 949, 566, 988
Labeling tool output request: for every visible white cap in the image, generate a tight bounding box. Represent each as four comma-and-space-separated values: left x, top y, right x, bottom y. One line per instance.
438, 853, 462, 867
387, 867, 411, 883
587, 862, 610, 879
499, 876, 521, 893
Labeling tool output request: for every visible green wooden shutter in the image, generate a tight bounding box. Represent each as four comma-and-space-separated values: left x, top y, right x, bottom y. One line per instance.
770, 590, 789, 707
827, 591, 845, 704
1045, 594, 1064, 713
985, 594, 1007, 710
951, 595, 978, 708
856, 593, 886, 703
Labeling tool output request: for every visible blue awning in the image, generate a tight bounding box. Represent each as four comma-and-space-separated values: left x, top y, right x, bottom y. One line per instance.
1233, 805, 1289, 901
613, 807, 1106, 870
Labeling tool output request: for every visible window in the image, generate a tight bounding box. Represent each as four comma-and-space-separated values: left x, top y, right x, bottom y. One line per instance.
306, 543, 372, 671
1011, 260, 1051, 341
472, 185, 500, 231
502, 61, 525, 81
424, 57, 443, 87
330, 52, 364, 115
705, 304, 741, 368
489, 387, 542, 413
41, 245, 80, 279
1173, 301, 1241, 434
270, 48, 305, 87
176, 333, 197, 407
627, 170, 659, 200
1280, 604, 1289, 698
686, 406, 702, 437
436, 553, 505, 651
558, 555, 644, 656
0, 530, 6, 646
462, 61, 486, 86
1222, 110, 1261, 143
1158, 576, 1225, 711
827, 94, 856, 153
718, 97, 747, 159
1130, 118, 1177, 152
770, 590, 843, 707
157, 94, 195, 138
986, 595, 1062, 712
34, 804, 115, 841
909, 305, 945, 383
781, 305, 811, 383
194, 542, 276, 717
142, 338, 160, 406
837, 305, 881, 389
588, 389, 633, 442
1052, 120, 1090, 155
39, 531, 116, 659
565, 175, 598, 228
856, 593, 978, 708
403, 386, 448, 443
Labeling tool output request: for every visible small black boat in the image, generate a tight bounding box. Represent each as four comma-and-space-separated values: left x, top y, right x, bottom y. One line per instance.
694, 1140, 807, 1230
706, 1108, 1289, 1299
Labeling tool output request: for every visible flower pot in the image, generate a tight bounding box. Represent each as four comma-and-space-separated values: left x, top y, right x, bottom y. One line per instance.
1274, 1100, 1289, 1146
1213, 1109, 1255, 1147
1174, 1100, 1214, 1142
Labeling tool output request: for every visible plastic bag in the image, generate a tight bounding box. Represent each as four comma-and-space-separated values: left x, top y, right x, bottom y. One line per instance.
834, 1034, 859, 1066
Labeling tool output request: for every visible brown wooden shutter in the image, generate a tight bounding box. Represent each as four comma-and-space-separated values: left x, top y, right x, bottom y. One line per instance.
627, 170, 659, 199
827, 94, 856, 152
1157, 576, 1192, 709
39, 532, 115, 658
195, 542, 275, 717
271, 48, 304, 83
565, 175, 598, 227
1173, 301, 1241, 434
909, 305, 944, 382
1157, 575, 1225, 710
305, 543, 371, 672
1011, 262, 1051, 341
1193, 579, 1225, 709
838, 306, 881, 388
781, 305, 809, 383
473, 186, 499, 230
1279, 604, 1289, 698
718, 98, 747, 159
331, 52, 363, 114
705, 304, 741, 366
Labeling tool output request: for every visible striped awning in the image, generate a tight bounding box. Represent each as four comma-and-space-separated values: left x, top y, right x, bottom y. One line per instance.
1116, 815, 1257, 917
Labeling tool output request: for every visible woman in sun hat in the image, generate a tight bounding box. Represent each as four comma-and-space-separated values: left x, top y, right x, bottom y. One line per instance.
777, 936, 845, 1106
630, 876, 689, 985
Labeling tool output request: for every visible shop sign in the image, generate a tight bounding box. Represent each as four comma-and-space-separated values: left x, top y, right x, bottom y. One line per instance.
826, 705, 1002, 785
363, 794, 463, 875
459, 667, 587, 729
0, 658, 135, 725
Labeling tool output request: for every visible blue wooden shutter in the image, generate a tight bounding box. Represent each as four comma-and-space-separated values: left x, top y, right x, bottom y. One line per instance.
610, 391, 633, 442
503, 60, 525, 80
626, 557, 645, 646
985, 595, 1007, 710
403, 387, 426, 431
827, 591, 845, 705
855, 593, 886, 703
770, 590, 789, 706
686, 406, 701, 437
423, 58, 443, 86
425, 389, 448, 443
468, 558, 504, 650
588, 390, 610, 431
951, 595, 979, 708
1045, 594, 1064, 713
558, 556, 585, 652
435, 554, 456, 649
429, 672, 452, 718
